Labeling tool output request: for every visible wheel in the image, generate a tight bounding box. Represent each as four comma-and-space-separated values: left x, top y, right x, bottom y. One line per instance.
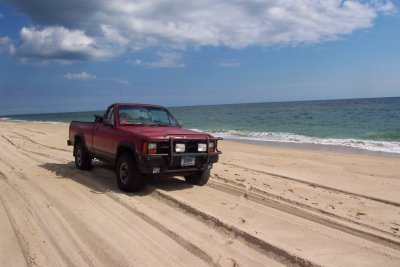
185, 169, 210, 186
116, 153, 144, 192
74, 142, 92, 170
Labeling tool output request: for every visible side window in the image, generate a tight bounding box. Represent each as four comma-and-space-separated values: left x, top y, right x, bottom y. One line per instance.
109, 108, 114, 125
104, 106, 114, 125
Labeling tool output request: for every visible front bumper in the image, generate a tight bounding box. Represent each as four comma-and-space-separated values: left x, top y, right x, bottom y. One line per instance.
138, 135, 222, 176
139, 152, 219, 176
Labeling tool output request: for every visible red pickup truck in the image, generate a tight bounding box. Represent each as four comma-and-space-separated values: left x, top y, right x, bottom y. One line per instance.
68, 103, 221, 192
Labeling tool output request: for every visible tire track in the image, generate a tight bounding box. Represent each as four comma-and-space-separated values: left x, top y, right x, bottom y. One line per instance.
0, 136, 111, 266
8, 129, 70, 152
0, 142, 217, 266
1, 133, 18, 147
1, 174, 83, 267
0, 131, 68, 163
41, 160, 286, 266
148, 186, 319, 267
220, 161, 400, 207
211, 175, 400, 238
102, 191, 216, 266
207, 178, 400, 250
0, 184, 31, 267
61, 168, 247, 266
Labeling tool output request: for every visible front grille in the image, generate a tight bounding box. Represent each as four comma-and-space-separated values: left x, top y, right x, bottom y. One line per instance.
157, 142, 170, 154
156, 140, 206, 154
184, 141, 201, 153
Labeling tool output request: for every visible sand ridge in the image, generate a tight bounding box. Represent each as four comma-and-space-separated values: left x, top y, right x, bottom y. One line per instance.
0, 121, 399, 266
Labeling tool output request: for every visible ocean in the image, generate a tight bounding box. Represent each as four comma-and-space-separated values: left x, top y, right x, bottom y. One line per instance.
1, 97, 399, 154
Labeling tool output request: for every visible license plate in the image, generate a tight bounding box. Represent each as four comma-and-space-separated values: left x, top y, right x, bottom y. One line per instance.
181, 156, 195, 166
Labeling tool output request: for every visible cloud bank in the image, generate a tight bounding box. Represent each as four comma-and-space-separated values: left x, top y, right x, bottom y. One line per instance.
3, 0, 396, 61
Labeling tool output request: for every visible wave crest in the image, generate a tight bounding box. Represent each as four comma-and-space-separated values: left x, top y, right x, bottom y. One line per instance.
208, 130, 400, 154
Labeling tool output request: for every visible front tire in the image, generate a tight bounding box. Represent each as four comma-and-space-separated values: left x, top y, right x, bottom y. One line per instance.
74, 142, 92, 170
116, 153, 144, 192
185, 169, 210, 186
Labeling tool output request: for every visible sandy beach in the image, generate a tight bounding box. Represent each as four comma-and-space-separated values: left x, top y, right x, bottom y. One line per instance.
0, 120, 399, 266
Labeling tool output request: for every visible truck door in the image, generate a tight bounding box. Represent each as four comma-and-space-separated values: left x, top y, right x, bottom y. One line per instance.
92, 105, 116, 160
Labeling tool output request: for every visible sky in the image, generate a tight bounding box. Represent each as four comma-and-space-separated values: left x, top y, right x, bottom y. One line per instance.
0, 0, 399, 115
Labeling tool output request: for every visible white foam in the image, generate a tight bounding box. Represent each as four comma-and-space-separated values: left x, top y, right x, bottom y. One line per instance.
208, 130, 400, 154
5, 119, 63, 124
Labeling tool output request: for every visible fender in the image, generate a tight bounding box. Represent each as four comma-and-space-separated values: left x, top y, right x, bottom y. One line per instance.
115, 141, 141, 171
73, 132, 90, 156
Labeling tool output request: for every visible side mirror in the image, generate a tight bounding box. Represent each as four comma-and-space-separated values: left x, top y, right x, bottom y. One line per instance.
177, 121, 183, 127
94, 114, 104, 123
103, 119, 114, 127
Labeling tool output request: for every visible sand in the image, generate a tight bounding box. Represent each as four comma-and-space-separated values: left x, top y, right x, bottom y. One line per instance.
0, 120, 399, 266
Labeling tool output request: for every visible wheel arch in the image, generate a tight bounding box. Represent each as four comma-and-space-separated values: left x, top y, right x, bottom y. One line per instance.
73, 133, 88, 156
115, 141, 140, 170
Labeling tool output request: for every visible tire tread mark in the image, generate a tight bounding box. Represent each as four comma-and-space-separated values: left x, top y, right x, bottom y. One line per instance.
2, 174, 79, 267
211, 175, 399, 238
104, 192, 217, 266
151, 188, 320, 267
44, 167, 217, 266
8, 130, 69, 152
208, 179, 400, 251
0, 175, 36, 267
221, 162, 400, 207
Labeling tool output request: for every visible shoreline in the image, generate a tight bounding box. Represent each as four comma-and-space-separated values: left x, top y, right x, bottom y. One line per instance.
224, 138, 400, 158
2, 119, 399, 158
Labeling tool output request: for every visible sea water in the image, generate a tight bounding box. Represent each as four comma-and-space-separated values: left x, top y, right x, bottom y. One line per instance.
2, 97, 399, 154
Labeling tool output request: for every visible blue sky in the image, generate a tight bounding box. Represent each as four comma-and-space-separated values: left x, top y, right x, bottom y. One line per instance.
0, 0, 399, 115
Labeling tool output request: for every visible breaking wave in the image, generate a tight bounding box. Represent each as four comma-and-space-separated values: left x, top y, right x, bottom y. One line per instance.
207, 130, 400, 154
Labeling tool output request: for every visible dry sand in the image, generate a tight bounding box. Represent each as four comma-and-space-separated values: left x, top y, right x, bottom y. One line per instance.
0, 120, 399, 266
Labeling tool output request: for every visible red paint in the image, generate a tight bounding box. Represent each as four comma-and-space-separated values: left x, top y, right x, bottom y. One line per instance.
69, 103, 218, 158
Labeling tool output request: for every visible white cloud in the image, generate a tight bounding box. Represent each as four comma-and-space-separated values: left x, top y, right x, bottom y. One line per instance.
3, 0, 396, 61
62, 72, 129, 85
370, 0, 396, 14
16, 26, 125, 61
63, 72, 96, 80
216, 60, 241, 68
135, 52, 185, 68
0, 36, 15, 54
113, 79, 129, 85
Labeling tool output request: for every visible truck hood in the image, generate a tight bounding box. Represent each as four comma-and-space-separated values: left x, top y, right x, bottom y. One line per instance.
121, 126, 212, 139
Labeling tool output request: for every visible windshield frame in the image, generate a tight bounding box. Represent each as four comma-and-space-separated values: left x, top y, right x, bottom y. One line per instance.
117, 105, 179, 127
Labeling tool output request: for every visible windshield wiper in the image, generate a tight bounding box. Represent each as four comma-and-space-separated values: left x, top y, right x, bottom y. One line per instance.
122, 123, 144, 126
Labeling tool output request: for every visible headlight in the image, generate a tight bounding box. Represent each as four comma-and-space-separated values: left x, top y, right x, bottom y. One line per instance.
148, 143, 157, 150
198, 143, 207, 152
175, 143, 185, 152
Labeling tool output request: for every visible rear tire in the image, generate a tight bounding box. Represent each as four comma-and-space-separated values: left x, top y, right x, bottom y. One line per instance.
116, 153, 144, 192
185, 169, 210, 186
74, 142, 92, 170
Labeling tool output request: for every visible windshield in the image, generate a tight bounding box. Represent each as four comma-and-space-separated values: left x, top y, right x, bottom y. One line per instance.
118, 106, 179, 126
